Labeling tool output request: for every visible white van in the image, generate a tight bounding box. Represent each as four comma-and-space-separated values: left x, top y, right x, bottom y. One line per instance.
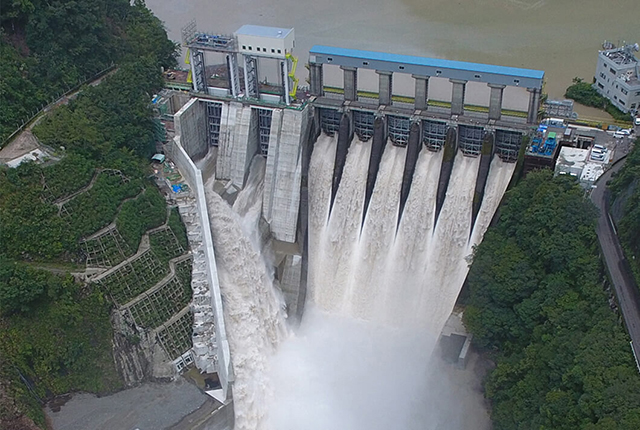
635, 117, 640, 126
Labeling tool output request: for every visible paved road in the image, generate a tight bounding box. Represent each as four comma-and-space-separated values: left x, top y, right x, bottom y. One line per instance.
46, 380, 207, 430
591, 160, 640, 367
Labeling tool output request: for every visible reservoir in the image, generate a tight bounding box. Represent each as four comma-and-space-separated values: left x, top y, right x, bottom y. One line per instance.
147, 0, 639, 120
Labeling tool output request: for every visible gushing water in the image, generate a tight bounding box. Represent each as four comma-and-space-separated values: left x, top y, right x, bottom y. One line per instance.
208, 132, 513, 428
265, 134, 513, 428
205, 157, 287, 430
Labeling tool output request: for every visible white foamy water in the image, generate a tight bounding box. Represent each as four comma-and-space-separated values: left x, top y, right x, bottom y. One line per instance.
468, 157, 516, 248
204, 158, 287, 430
263, 134, 512, 429
208, 133, 512, 429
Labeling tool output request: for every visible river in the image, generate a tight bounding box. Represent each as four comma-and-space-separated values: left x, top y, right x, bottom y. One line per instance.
148, 0, 638, 120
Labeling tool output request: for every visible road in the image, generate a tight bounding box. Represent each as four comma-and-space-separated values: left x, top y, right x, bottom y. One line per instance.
591, 159, 640, 367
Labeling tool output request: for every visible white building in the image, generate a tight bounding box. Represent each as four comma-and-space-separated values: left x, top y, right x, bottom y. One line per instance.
235, 25, 294, 59
594, 43, 640, 114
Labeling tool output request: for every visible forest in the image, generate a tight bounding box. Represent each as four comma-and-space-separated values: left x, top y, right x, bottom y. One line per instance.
608, 140, 640, 283
464, 170, 640, 429
0, 0, 179, 427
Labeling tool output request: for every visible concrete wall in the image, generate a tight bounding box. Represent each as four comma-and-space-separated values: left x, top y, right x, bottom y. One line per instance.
216, 102, 241, 181
262, 106, 310, 243
166, 135, 233, 401
230, 106, 256, 188
174, 99, 208, 160
262, 108, 284, 227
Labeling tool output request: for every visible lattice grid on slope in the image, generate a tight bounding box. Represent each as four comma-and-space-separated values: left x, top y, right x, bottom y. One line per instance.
127, 258, 193, 329
97, 249, 168, 305
83, 227, 132, 268
156, 311, 194, 360
149, 226, 185, 264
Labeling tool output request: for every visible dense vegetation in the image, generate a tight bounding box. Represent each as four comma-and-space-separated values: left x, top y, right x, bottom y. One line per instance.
0, 0, 177, 143
464, 170, 640, 429
565, 78, 632, 122
609, 138, 640, 284
0, 0, 179, 427
116, 186, 168, 251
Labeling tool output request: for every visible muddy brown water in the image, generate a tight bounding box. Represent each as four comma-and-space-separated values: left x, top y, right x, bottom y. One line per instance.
148, 0, 638, 119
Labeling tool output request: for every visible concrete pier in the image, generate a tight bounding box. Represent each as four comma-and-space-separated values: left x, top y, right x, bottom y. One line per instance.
413, 75, 429, 110
330, 114, 353, 213
488, 84, 505, 121
309, 63, 324, 97
470, 135, 494, 234
377, 70, 393, 105
435, 127, 458, 225
398, 122, 422, 227
527, 88, 541, 124
450, 79, 467, 116
342, 66, 358, 101
229, 107, 255, 189
363, 117, 387, 226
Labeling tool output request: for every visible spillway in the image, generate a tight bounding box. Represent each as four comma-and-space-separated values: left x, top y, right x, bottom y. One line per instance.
265, 131, 515, 429
205, 159, 287, 430
206, 130, 514, 429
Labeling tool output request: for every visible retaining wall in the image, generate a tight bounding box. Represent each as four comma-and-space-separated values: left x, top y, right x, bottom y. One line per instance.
166, 128, 232, 401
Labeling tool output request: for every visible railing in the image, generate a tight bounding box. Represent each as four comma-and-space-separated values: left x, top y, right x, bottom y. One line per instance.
1, 63, 117, 149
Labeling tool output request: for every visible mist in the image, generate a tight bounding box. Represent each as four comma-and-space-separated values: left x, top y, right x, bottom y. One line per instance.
265, 307, 489, 430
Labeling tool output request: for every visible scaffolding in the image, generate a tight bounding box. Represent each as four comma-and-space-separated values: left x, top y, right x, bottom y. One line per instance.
388, 115, 410, 147
207, 102, 223, 147
458, 125, 485, 156
353, 111, 374, 141
257, 109, 273, 157
422, 120, 447, 151
320, 108, 341, 136
495, 129, 523, 163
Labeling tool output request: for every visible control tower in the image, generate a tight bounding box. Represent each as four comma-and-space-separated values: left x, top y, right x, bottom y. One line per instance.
182, 21, 299, 105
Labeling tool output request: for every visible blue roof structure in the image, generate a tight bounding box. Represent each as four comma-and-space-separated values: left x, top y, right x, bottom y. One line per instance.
309, 45, 544, 89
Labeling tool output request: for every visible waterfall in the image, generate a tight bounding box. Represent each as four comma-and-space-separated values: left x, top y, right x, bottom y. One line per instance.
264, 133, 513, 429
207, 131, 514, 429
205, 157, 287, 430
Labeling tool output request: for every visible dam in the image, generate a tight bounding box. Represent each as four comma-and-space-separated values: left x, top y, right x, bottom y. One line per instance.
166, 22, 543, 429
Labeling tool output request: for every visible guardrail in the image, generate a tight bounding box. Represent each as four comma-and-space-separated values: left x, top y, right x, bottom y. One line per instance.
0, 63, 116, 149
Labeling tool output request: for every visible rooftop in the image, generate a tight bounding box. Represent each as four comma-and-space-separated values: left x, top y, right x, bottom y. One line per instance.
601, 44, 639, 67
310, 45, 545, 80
235, 25, 293, 39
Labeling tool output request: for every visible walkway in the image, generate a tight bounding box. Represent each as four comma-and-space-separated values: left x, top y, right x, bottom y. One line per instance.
591, 161, 640, 367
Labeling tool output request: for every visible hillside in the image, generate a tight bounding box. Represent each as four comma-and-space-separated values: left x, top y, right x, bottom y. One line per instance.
464, 170, 640, 429
0, 0, 182, 427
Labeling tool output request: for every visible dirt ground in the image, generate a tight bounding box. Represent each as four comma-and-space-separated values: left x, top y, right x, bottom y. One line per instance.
0, 130, 40, 163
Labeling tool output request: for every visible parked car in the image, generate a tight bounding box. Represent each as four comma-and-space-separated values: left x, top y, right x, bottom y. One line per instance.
613, 130, 630, 139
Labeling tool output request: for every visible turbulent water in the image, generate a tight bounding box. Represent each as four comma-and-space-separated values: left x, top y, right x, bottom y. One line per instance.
205, 157, 287, 430
308, 134, 514, 337
265, 133, 515, 429
206, 134, 513, 429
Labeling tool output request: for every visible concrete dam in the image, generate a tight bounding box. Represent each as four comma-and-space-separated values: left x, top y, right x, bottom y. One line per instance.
168, 23, 543, 429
